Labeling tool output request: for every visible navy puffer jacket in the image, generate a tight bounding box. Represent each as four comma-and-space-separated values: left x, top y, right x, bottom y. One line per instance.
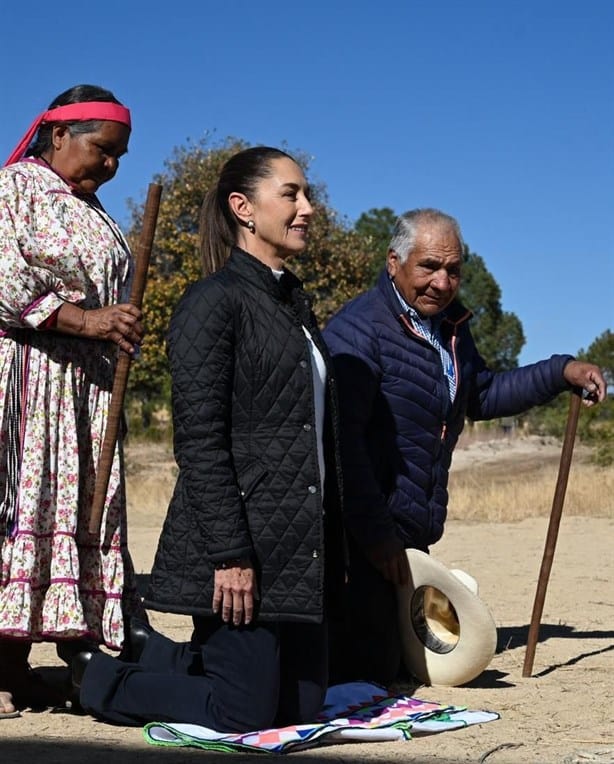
322, 270, 573, 552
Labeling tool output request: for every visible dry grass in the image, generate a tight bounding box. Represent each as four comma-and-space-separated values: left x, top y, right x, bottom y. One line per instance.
125, 441, 176, 525
126, 473, 175, 525
448, 457, 614, 522
124, 436, 614, 527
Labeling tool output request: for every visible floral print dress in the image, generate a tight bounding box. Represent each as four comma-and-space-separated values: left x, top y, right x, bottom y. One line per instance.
0, 160, 143, 650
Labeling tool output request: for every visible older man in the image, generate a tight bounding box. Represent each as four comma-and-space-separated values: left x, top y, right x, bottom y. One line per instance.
323, 208, 606, 686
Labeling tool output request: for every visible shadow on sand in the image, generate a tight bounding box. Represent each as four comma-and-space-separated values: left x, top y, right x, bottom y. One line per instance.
0, 735, 450, 764
459, 622, 614, 689
496, 622, 614, 654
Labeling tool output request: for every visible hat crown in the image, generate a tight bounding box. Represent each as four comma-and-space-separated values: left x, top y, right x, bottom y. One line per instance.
397, 550, 497, 687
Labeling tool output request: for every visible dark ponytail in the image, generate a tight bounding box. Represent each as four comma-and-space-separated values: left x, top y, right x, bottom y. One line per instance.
199, 146, 293, 276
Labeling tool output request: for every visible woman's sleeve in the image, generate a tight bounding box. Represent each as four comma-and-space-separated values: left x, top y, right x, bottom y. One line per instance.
0, 168, 86, 330
168, 278, 253, 562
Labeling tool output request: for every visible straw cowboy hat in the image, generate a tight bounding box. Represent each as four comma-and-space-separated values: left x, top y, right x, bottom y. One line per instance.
396, 549, 497, 687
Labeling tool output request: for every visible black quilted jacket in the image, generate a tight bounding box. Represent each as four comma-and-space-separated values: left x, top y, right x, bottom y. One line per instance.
144, 248, 344, 623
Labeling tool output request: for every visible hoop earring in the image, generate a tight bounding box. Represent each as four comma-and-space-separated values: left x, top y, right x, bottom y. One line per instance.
247, 220, 255, 233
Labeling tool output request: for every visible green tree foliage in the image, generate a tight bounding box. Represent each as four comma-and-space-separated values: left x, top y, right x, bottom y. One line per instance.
523, 329, 614, 465
577, 329, 614, 465
354, 207, 397, 285
124, 136, 374, 413
124, 137, 248, 411
458, 246, 524, 371
577, 329, 614, 384
290, 201, 374, 324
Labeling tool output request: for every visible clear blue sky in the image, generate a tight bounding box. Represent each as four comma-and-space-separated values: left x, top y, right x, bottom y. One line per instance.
1, 0, 612, 365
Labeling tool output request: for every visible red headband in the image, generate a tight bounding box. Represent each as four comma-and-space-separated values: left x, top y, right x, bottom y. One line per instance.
4, 102, 132, 166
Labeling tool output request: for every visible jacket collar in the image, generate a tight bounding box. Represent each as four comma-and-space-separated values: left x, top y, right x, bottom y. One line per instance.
226, 247, 303, 297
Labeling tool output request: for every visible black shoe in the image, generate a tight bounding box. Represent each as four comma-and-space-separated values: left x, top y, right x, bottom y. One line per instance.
56, 639, 99, 667
121, 618, 155, 663
10, 667, 68, 710
71, 651, 95, 696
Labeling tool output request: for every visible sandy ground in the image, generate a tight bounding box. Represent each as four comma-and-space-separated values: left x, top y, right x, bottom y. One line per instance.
1, 439, 613, 764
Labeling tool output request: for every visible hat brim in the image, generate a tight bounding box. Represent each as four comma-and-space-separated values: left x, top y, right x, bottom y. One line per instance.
396, 549, 497, 687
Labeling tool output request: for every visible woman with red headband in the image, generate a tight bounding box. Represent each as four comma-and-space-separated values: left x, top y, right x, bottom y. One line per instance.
0, 84, 146, 716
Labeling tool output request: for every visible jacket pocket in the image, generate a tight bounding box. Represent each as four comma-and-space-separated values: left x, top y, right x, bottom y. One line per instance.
237, 461, 268, 502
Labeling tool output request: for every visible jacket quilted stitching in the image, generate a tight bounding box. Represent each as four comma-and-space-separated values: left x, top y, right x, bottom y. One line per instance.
145, 249, 344, 622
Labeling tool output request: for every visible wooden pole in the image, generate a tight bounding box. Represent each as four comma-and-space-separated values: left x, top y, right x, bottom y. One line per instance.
522, 387, 583, 677
88, 183, 162, 536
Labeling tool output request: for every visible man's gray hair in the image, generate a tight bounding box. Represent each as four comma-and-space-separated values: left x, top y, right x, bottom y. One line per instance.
389, 208, 464, 263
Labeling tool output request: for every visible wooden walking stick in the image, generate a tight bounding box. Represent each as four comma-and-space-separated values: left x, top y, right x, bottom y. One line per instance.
522, 387, 583, 677
88, 182, 162, 536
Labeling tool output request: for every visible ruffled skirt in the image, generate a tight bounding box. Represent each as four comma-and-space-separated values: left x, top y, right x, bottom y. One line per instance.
0, 333, 144, 650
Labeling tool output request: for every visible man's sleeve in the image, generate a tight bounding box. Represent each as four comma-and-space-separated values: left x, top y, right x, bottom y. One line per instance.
465, 330, 574, 420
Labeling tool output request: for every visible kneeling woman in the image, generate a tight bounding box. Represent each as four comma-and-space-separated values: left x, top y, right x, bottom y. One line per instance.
74, 147, 345, 731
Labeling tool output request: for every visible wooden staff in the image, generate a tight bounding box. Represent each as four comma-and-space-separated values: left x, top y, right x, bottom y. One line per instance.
522, 387, 583, 677
88, 183, 163, 536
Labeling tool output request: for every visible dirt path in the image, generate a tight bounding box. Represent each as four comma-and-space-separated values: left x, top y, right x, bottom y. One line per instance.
1, 441, 612, 764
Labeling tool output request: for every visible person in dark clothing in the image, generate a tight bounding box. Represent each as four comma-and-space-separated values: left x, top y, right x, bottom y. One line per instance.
73, 147, 345, 730
323, 207, 606, 687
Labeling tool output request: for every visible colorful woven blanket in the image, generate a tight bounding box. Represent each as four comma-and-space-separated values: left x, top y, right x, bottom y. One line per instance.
143, 681, 499, 754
